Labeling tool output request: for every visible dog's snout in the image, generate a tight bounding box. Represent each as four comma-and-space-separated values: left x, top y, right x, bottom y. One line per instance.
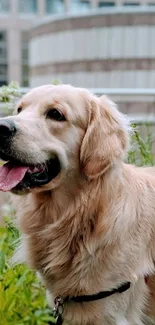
0, 119, 16, 138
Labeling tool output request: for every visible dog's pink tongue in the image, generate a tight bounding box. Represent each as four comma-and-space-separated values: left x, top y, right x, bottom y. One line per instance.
0, 162, 28, 191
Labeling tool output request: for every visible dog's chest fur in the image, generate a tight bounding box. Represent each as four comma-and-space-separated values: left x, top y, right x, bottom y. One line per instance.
18, 191, 109, 298
14, 170, 155, 325
16, 180, 154, 300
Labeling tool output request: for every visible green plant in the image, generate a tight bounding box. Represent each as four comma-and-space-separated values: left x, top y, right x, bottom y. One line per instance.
0, 82, 22, 117
0, 81, 21, 103
52, 80, 60, 85
0, 220, 55, 325
127, 123, 155, 166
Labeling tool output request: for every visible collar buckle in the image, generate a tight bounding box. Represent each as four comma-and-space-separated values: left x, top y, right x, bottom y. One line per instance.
53, 296, 64, 325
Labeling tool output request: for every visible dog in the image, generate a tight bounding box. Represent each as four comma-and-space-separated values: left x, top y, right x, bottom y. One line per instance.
0, 84, 155, 325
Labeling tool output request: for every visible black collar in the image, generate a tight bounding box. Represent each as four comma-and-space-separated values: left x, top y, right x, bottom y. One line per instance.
65, 281, 131, 303
51, 282, 131, 325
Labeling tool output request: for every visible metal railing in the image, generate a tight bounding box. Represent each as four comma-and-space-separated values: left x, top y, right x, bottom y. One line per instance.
0, 87, 155, 123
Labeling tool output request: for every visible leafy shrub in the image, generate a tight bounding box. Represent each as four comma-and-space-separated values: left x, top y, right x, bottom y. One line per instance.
0, 221, 55, 325
0, 82, 21, 103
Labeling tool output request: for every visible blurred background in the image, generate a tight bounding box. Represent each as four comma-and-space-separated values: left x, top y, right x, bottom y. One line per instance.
0, 0, 155, 120
0, 0, 155, 88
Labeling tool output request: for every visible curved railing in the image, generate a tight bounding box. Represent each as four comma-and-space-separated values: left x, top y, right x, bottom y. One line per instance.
0, 87, 155, 123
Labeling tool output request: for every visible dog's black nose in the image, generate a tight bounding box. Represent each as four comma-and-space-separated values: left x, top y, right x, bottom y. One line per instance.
0, 119, 16, 138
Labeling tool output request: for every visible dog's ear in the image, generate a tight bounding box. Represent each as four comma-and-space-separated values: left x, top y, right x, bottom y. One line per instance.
80, 95, 129, 179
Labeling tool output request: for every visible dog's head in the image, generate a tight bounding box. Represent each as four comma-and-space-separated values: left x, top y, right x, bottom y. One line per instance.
0, 85, 129, 194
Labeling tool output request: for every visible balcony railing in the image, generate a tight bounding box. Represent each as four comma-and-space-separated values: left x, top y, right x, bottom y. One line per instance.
1, 87, 155, 123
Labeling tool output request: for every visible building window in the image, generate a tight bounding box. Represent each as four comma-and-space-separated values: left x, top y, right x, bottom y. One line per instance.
46, 0, 65, 14
0, 48, 7, 58
19, 0, 37, 13
0, 81, 7, 86
0, 31, 7, 86
22, 65, 29, 87
99, 1, 115, 6
21, 33, 29, 87
0, 64, 7, 75
0, 0, 10, 13
123, 2, 140, 5
70, 0, 90, 12
0, 31, 6, 42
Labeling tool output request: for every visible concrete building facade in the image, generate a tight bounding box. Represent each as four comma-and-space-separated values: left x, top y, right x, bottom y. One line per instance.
29, 7, 155, 89
1, 1, 155, 87
0, 0, 125, 87
0, 0, 48, 86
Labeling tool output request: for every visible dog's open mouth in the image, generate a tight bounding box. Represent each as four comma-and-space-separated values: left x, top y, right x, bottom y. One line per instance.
0, 156, 61, 193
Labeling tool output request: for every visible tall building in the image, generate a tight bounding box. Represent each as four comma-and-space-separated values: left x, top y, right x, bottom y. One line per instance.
30, 6, 155, 89
0, 1, 87, 86
0, 0, 154, 87
0, 0, 115, 87
0, 0, 45, 86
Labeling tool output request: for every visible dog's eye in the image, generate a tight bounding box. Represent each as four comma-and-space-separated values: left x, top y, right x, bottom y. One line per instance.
17, 106, 22, 114
46, 109, 66, 121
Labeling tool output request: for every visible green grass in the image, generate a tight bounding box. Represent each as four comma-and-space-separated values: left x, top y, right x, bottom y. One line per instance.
0, 124, 155, 324
0, 221, 55, 325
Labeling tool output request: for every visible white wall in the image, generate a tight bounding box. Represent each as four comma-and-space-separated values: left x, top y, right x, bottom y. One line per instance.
29, 11, 155, 88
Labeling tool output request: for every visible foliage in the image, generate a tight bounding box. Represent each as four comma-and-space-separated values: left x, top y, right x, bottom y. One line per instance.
0, 81, 21, 103
127, 123, 155, 166
0, 82, 22, 117
0, 220, 55, 325
52, 80, 60, 85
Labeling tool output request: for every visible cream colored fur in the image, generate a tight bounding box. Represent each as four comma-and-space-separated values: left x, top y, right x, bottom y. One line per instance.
2, 85, 155, 325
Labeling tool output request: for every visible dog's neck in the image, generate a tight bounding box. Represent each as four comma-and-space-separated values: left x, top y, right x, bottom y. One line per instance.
14, 164, 124, 293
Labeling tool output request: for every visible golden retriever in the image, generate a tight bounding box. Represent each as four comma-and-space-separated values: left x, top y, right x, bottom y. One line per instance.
0, 85, 155, 325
